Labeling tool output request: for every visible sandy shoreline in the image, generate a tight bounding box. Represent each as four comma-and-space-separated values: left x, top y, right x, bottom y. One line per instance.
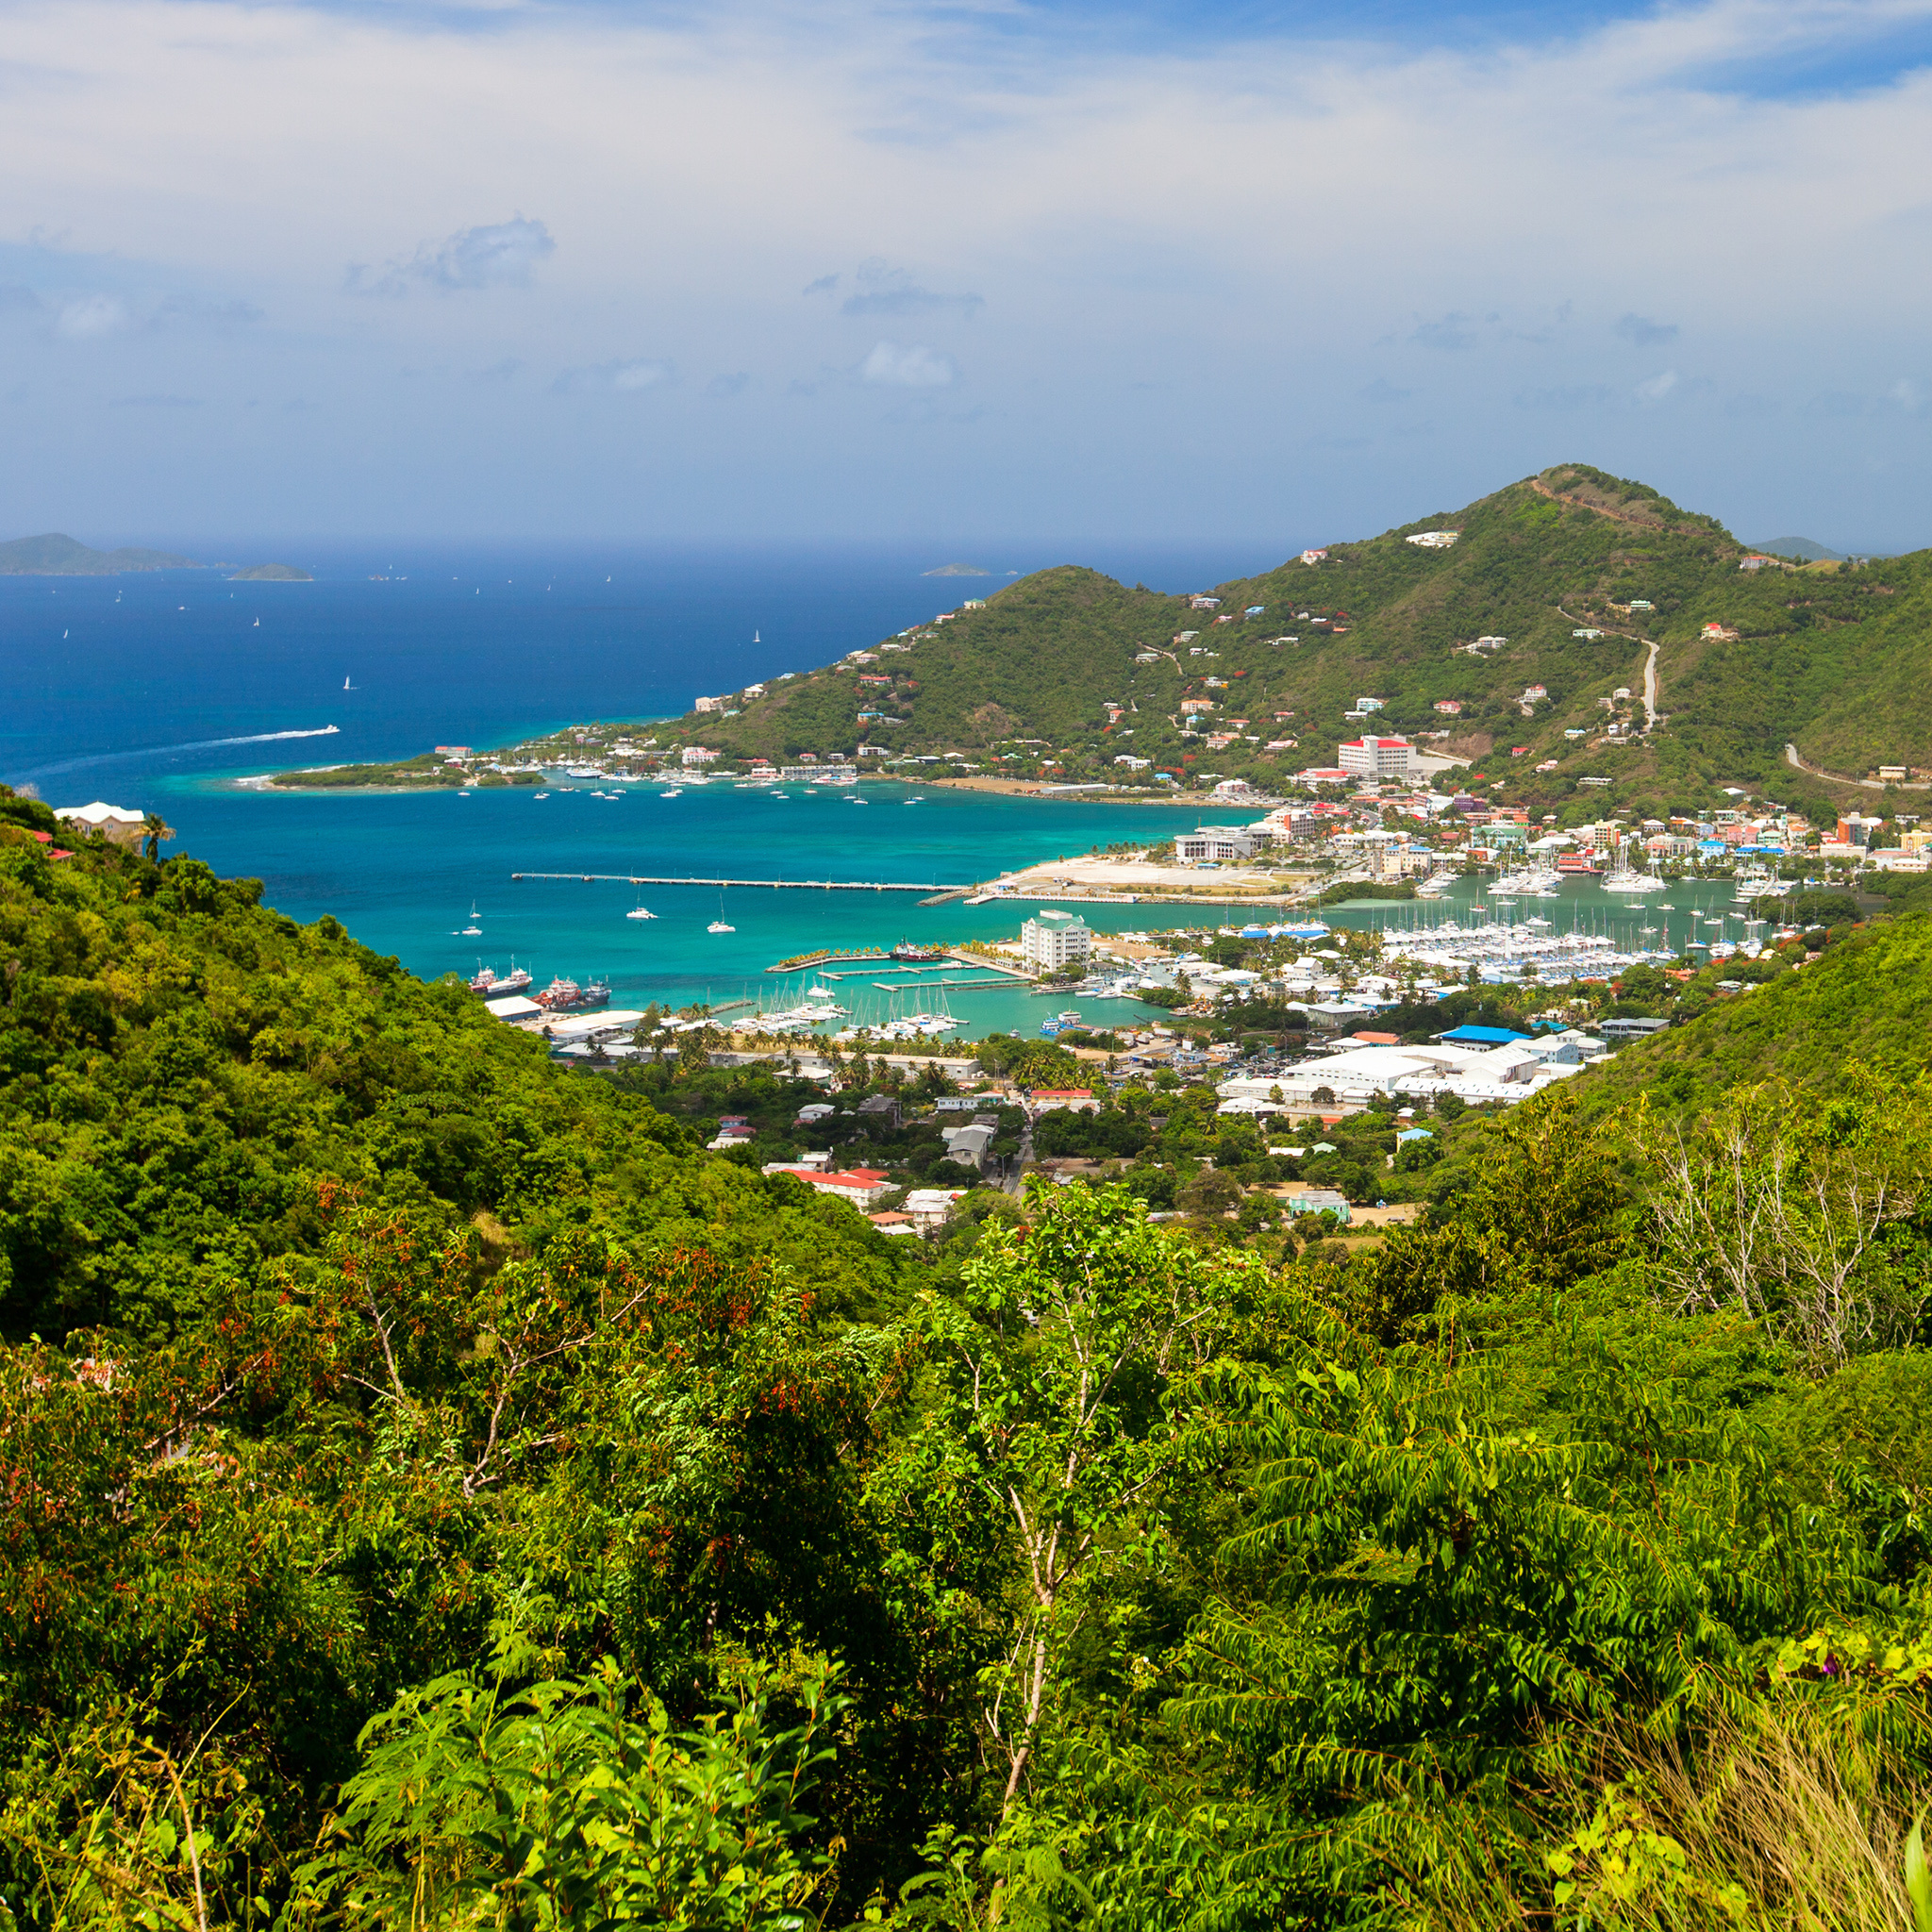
909, 774, 1231, 807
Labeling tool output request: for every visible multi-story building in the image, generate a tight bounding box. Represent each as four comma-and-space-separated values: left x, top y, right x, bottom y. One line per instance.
1337, 735, 1413, 780
1020, 908, 1092, 974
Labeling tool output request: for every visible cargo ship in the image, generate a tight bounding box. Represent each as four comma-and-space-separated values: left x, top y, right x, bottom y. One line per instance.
470, 961, 533, 996
536, 974, 612, 1011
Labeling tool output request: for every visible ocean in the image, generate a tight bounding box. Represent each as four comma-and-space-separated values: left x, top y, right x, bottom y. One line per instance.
3, 541, 1746, 1036
3, 541, 1265, 1036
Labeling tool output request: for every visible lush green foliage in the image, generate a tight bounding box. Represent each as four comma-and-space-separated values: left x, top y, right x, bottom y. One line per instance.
8, 813, 1932, 1929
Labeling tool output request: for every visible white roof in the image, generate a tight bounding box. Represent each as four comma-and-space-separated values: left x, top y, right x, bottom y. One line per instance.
54, 801, 145, 825
485, 995, 543, 1020
544, 1008, 648, 1038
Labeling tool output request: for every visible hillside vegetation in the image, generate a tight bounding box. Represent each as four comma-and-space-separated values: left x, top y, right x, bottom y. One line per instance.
8, 790, 1932, 1927
0, 532, 198, 574
666, 463, 1932, 819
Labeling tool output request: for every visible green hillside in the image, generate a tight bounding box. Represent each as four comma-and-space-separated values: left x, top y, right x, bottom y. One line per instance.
0, 531, 197, 574
665, 464, 1932, 819
1564, 910, 1932, 1118
10, 793, 1932, 1924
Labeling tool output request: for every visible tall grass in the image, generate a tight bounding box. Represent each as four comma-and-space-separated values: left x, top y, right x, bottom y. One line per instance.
1382, 1699, 1931, 1931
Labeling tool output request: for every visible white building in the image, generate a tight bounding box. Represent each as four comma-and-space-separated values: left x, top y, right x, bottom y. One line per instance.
692, 695, 732, 713
1020, 908, 1092, 973
1177, 825, 1257, 862
1337, 735, 1413, 780
1406, 530, 1460, 548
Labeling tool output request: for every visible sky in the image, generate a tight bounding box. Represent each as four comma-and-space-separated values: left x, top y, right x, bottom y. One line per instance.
5, 0, 1932, 551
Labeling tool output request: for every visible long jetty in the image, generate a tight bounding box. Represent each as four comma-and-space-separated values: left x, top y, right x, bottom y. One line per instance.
509, 873, 974, 891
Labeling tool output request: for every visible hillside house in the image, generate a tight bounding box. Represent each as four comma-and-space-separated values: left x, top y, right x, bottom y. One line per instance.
1406, 530, 1459, 548
1338, 735, 1413, 780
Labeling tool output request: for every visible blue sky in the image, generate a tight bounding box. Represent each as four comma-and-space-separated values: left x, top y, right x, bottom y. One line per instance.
5, 0, 1932, 550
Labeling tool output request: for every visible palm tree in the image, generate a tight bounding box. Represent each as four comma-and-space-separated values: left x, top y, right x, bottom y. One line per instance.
141, 813, 175, 861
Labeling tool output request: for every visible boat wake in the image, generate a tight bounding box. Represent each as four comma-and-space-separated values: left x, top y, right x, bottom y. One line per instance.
23, 724, 341, 779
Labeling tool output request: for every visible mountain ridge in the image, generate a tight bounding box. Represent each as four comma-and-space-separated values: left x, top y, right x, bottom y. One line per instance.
660, 464, 1932, 822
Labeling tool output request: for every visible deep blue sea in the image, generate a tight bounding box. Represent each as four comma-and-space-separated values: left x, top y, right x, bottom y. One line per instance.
1, 541, 1271, 1034
4, 541, 1727, 1034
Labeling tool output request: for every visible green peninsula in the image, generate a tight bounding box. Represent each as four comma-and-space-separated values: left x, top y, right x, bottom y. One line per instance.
230, 561, 312, 581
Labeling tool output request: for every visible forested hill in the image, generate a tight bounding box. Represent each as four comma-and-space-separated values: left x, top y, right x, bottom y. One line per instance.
0, 788, 909, 1343
0, 531, 198, 574
665, 463, 1932, 814
8, 791, 1932, 1924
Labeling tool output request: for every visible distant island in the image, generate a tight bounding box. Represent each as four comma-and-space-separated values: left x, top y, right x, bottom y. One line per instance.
923, 563, 990, 576
231, 563, 313, 581
0, 532, 198, 575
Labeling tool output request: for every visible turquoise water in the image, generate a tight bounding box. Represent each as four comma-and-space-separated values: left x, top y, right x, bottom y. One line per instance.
157, 774, 1756, 1035
164, 771, 1210, 1035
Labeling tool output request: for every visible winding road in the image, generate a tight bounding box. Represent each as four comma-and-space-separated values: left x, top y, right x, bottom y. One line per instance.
1556, 608, 1660, 731
1785, 742, 1930, 791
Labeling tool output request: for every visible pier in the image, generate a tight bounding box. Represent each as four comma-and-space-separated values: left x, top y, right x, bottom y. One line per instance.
510, 873, 974, 891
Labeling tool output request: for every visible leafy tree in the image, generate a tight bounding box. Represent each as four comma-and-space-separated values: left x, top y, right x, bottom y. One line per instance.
895, 1184, 1250, 1815
300, 1617, 845, 1929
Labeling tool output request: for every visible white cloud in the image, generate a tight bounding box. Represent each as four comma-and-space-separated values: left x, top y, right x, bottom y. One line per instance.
57, 294, 131, 340
349, 216, 555, 296
860, 341, 957, 387
552, 357, 674, 392
4, 0, 1932, 538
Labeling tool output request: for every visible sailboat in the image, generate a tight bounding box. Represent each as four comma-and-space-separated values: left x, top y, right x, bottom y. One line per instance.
625, 891, 657, 921
253, 618, 259, 627
753, 629, 760, 643
708, 890, 735, 935
459, 901, 482, 937
343, 675, 356, 691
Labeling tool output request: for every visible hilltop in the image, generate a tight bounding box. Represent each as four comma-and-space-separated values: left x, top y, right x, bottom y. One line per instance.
0, 531, 198, 574
230, 561, 312, 581
659, 464, 1932, 824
